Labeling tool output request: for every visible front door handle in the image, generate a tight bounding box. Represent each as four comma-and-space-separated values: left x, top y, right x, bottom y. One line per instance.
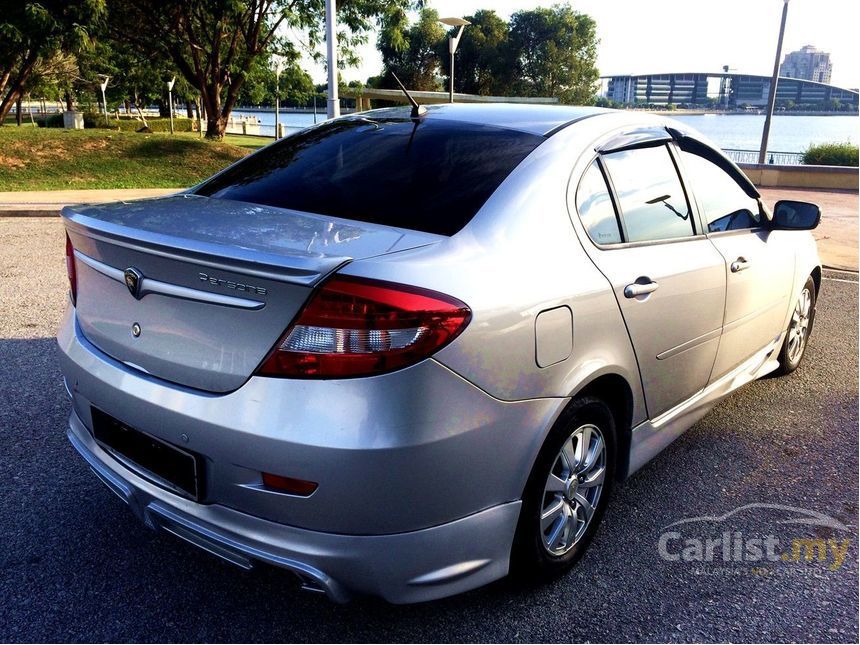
731, 257, 751, 273
624, 280, 659, 298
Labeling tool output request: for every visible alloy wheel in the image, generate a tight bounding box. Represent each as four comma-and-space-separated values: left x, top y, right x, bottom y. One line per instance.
540, 423, 606, 556
787, 287, 812, 364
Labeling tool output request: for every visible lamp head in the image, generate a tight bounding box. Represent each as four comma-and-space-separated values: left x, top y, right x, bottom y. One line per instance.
439, 17, 471, 27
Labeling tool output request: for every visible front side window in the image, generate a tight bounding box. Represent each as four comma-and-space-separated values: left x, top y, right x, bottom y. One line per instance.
195, 117, 543, 237
602, 145, 694, 243
680, 150, 762, 233
574, 161, 622, 245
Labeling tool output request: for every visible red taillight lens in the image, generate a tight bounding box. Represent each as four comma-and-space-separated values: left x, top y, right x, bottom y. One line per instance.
65, 233, 77, 305
256, 275, 471, 378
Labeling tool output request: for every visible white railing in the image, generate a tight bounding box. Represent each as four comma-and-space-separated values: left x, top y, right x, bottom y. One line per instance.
723, 149, 805, 165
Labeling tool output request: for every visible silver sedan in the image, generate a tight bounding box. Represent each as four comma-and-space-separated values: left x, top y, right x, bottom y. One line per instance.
58, 103, 821, 603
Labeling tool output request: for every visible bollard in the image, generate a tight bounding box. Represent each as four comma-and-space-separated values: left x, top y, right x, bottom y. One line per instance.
277, 122, 285, 138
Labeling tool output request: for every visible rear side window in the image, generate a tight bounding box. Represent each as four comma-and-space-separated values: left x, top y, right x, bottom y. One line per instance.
575, 161, 622, 245
195, 117, 543, 236
602, 145, 694, 243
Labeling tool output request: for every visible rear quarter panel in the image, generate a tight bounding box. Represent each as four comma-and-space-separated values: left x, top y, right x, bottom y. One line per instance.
340, 115, 649, 431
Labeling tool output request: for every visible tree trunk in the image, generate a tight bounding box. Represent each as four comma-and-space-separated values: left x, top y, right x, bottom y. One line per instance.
0, 86, 24, 123
15, 96, 22, 125
205, 114, 227, 140
185, 101, 193, 119
0, 50, 38, 124
201, 84, 225, 139
64, 90, 74, 111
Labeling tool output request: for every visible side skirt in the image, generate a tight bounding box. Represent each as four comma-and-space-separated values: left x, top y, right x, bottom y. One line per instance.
626, 332, 784, 476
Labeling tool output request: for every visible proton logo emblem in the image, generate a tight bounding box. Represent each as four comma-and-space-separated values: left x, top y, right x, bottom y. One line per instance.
124, 267, 143, 299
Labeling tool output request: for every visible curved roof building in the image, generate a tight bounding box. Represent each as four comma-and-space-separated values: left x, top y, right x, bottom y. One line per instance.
602, 72, 858, 110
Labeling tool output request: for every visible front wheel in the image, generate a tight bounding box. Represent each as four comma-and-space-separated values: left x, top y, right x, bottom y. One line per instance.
511, 397, 616, 579
774, 275, 817, 375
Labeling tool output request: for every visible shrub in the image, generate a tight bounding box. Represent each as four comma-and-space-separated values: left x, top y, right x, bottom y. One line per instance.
35, 113, 65, 128
802, 142, 859, 167
84, 114, 196, 133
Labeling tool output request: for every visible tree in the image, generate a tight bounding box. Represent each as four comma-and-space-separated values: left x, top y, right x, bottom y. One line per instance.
110, 1, 421, 139
378, 7, 444, 91
441, 10, 514, 96
236, 52, 314, 108
0, 1, 105, 123
508, 5, 600, 104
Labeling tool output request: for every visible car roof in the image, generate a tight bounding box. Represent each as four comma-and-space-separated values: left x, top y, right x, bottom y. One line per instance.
357, 103, 613, 137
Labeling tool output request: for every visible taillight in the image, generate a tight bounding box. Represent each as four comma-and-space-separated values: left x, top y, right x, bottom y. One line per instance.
256, 275, 471, 378
65, 233, 77, 305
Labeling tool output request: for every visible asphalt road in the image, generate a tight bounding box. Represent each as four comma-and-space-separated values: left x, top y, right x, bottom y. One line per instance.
1, 218, 857, 643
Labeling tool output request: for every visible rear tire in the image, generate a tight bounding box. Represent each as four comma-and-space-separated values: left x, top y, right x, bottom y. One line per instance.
511, 396, 616, 580
774, 275, 817, 376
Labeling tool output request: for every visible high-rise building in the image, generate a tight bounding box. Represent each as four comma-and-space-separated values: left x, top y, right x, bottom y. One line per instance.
779, 45, 833, 84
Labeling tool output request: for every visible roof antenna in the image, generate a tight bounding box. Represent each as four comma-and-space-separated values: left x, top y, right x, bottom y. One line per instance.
391, 72, 427, 118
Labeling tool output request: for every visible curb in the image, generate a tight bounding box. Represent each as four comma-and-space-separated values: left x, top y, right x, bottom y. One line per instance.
0, 208, 63, 217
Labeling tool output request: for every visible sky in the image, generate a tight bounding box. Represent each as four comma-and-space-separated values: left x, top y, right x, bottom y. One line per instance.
295, 0, 860, 90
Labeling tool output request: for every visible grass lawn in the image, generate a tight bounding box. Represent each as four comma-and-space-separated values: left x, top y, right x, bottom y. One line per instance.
0, 127, 267, 191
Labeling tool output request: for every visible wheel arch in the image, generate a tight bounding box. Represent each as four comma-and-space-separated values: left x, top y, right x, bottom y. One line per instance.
571, 373, 635, 481
522, 370, 636, 501
811, 265, 822, 296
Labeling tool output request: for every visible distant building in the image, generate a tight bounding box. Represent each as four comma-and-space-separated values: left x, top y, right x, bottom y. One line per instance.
600, 72, 857, 110
779, 45, 832, 84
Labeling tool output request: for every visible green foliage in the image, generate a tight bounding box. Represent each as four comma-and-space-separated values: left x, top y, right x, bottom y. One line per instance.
594, 96, 621, 109
442, 10, 513, 96
109, 1, 421, 138
379, 4, 601, 103
802, 142, 859, 167
378, 7, 445, 91
84, 114, 196, 133
508, 5, 600, 104
236, 54, 316, 108
0, 1, 106, 120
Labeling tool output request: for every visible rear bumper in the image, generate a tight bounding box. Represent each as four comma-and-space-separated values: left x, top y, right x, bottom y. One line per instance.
68, 411, 520, 603
57, 304, 561, 602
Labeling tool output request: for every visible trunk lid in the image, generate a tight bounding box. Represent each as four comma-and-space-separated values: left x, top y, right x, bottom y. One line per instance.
64, 194, 439, 392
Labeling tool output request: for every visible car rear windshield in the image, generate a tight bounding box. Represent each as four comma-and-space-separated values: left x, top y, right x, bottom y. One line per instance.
195, 117, 544, 236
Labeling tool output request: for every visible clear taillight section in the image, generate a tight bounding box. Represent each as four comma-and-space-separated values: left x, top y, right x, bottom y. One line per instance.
65, 233, 77, 305
256, 275, 471, 378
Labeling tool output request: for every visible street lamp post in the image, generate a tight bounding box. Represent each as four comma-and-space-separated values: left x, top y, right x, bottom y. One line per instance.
273, 58, 284, 138
166, 76, 176, 134
98, 75, 110, 123
439, 17, 471, 103
758, 0, 790, 164
325, 0, 339, 119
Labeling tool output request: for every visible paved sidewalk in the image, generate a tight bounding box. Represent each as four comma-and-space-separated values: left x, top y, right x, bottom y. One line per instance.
0, 188, 178, 216
759, 187, 858, 271
0, 186, 856, 270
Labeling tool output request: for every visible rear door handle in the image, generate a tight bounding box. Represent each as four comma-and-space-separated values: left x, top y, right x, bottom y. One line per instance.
731, 257, 751, 273
624, 280, 659, 298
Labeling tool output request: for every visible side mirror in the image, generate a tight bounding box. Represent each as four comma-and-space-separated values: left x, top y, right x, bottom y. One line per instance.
771, 200, 821, 230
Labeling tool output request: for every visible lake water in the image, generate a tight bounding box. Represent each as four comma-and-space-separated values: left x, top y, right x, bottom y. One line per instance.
671, 114, 857, 152
234, 109, 858, 154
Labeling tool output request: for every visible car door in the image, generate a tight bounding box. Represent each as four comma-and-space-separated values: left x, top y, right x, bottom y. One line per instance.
676, 146, 794, 380
573, 144, 726, 418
